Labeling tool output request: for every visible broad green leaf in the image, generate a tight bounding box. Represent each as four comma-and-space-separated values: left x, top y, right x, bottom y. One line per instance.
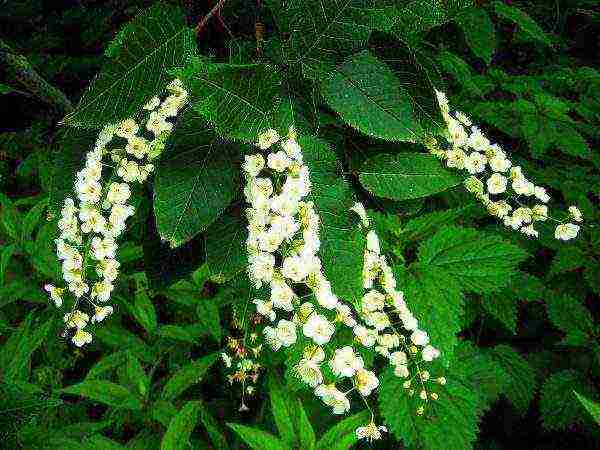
0, 243, 16, 286
321, 51, 421, 142
82, 435, 128, 450
195, 300, 221, 342
0, 192, 19, 240
94, 324, 155, 363
161, 353, 218, 401
158, 324, 206, 343
63, 4, 196, 127
125, 352, 150, 398
268, 374, 296, 447
227, 423, 288, 450
300, 135, 365, 304
21, 197, 47, 242
574, 391, 600, 426
359, 154, 462, 201
154, 137, 240, 248
152, 400, 178, 427
481, 291, 519, 334
379, 367, 479, 450
132, 290, 158, 334
177, 57, 282, 142
161, 401, 200, 450
456, 8, 496, 65
487, 345, 535, 414
549, 246, 586, 276
292, 399, 316, 450
86, 351, 127, 380
400, 204, 480, 243
540, 370, 596, 430
416, 226, 528, 293
266, 0, 370, 68
197, 401, 231, 450
62, 380, 143, 410
492, 1, 552, 47
205, 210, 247, 283
316, 410, 370, 450
545, 294, 594, 347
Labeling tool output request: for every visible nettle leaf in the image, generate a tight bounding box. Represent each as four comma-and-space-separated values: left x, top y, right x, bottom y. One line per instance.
545, 294, 594, 347
266, 0, 370, 69
456, 8, 496, 65
399, 270, 464, 365
205, 208, 247, 283
492, 1, 552, 47
63, 4, 195, 127
481, 291, 519, 334
487, 345, 536, 414
315, 410, 370, 450
379, 367, 479, 450
416, 226, 528, 294
320, 51, 422, 142
161, 353, 218, 401
161, 401, 200, 450
227, 423, 288, 450
540, 370, 597, 430
359, 153, 462, 201
61, 380, 143, 410
177, 57, 282, 142
153, 131, 241, 248
300, 135, 365, 305
574, 391, 600, 426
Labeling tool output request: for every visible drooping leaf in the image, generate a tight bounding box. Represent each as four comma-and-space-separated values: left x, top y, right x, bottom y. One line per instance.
176, 57, 282, 142
63, 4, 196, 127
227, 423, 288, 450
316, 410, 370, 450
456, 8, 496, 65
161, 401, 200, 450
574, 391, 600, 426
197, 401, 231, 450
416, 226, 528, 293
359, 153, 462, 201
299, 135, 365, 304
545, 294, 594, 347
321, 50, 422, 142
61, 380, 143, 410
205, 208, 247, 283
492, 1, 552, 47
268, 374, 297, 448
132, 290, 158, 334
161, 353, 218, 401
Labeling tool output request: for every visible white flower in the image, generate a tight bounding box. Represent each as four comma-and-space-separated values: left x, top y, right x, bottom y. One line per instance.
243, 154, 265, 177
467, 127, 490, 152
91, 305, 113, 323
354, 368, 379, 396
270, 278, 296, 311
248, 252, 275, 287
568, 206, 583, 222
44, 284, 64, 307
353, 325, 378, 347
257, 129, 280, 150
521, 224, 538, 238
422, 345, 440, 361
394, 364, 410, 378
97, 258, 120, 282
125, 136, 150, 159
486, 173, 508, 195
303, 314, 335, 345
513, 207, 532, 224
91, 236, 117, 260
315, 384, 350, 414
410, 329, 429, 346
464, 151, 487, 174
534, 186, 551, 203
116, 119, 139, 139
267, 151, 291, 172
92, 280, 114, 302
350, 202, 370, 227
366, 230, 380, 254
68, 281, 89, 298
389, 351, 407, 366
455, 111, 472, 126
361, 290, 385, 312
263, 326, 282, 351
356, 422, 387, 441
253, 299, 276, 321
275, 319, 297, 347
364, 311, 390, 331
281, 255, 309, 283
489, 155, 511, 173
330, 346, 364, 378
512, 178, 535, 196
72, 329, 93, 347
448, 119, 468, 147
106, 182, 131, 204
76, 179, 102, 204
532, 204, 548, 221
144, 96, 161, 110
117, 159, 141, 183
146, 111, 173, 136
335, 304, 357, 327
555, 223, 580, 241
64, 310, 89, 329
294, 345, 325, 387
281, 138, 303, 162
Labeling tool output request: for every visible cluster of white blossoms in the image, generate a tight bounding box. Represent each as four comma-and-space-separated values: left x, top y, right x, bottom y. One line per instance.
428, 90, 583, 241
45, 79, 188, 347
243, 128, 444, 441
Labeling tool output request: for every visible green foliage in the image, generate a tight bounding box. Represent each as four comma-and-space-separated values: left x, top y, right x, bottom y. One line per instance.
161, 401, 200, 450
359, 153, 462, 200
61, 380, 143, 410
574, 391, 600, 426
492, 1, 552, 46
456, 8, 496, 65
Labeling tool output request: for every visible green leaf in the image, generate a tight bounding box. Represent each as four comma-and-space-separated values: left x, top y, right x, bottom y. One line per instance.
321, 50, 421, 142
292, 399, 316, 450
481, 291, 519, 334
416, 226, 528, 293
545, 294, 594, 347
299, 135, 365, 304
574, 391, 600, 426
63, 4, 195, 127
177, 57, 282, 142
456, 8, 496, 65
197, 401, 231, 450
205, 210, 247, 283
0, 243, 16, 286
540, 370, 596, 430
86, 351, 127, 380
161, 401, 200, 450
62, 380, 143, 410
125, 352, 150, 399
94, 324, 155, 363
0, 192, 20, 240
161, 353, 218, 401
400, 205, 479, 243
549, 246, 586, 276
158, 324, 206, 343
152, 399, 178, 428
487, 345, 535, 414
227, 423, 288, 450
132, 290, 158, 334
21, 197, 48, 242
0, 83, 15, 95
316, 410, 370, 450
153, 134, 240, 248
195, 300, 221, 342
82, 435, 128, 450
492, 1, 552, 47
379, 367, 479, 450
359, 154, 462, 201
268, 374, 296, 448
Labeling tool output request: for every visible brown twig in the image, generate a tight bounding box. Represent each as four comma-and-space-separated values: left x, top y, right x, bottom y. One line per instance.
194, 0, 227, 36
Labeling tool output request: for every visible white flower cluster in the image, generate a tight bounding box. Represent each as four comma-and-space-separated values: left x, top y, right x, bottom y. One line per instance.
45, 79, 188, 347
244, 129, 443, 441
429, 90, 583, 241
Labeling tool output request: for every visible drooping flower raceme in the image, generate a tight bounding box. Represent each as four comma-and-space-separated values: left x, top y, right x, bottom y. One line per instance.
427, 90, 584, 241
45, 79, 188, 346
239, 128, 444, 440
